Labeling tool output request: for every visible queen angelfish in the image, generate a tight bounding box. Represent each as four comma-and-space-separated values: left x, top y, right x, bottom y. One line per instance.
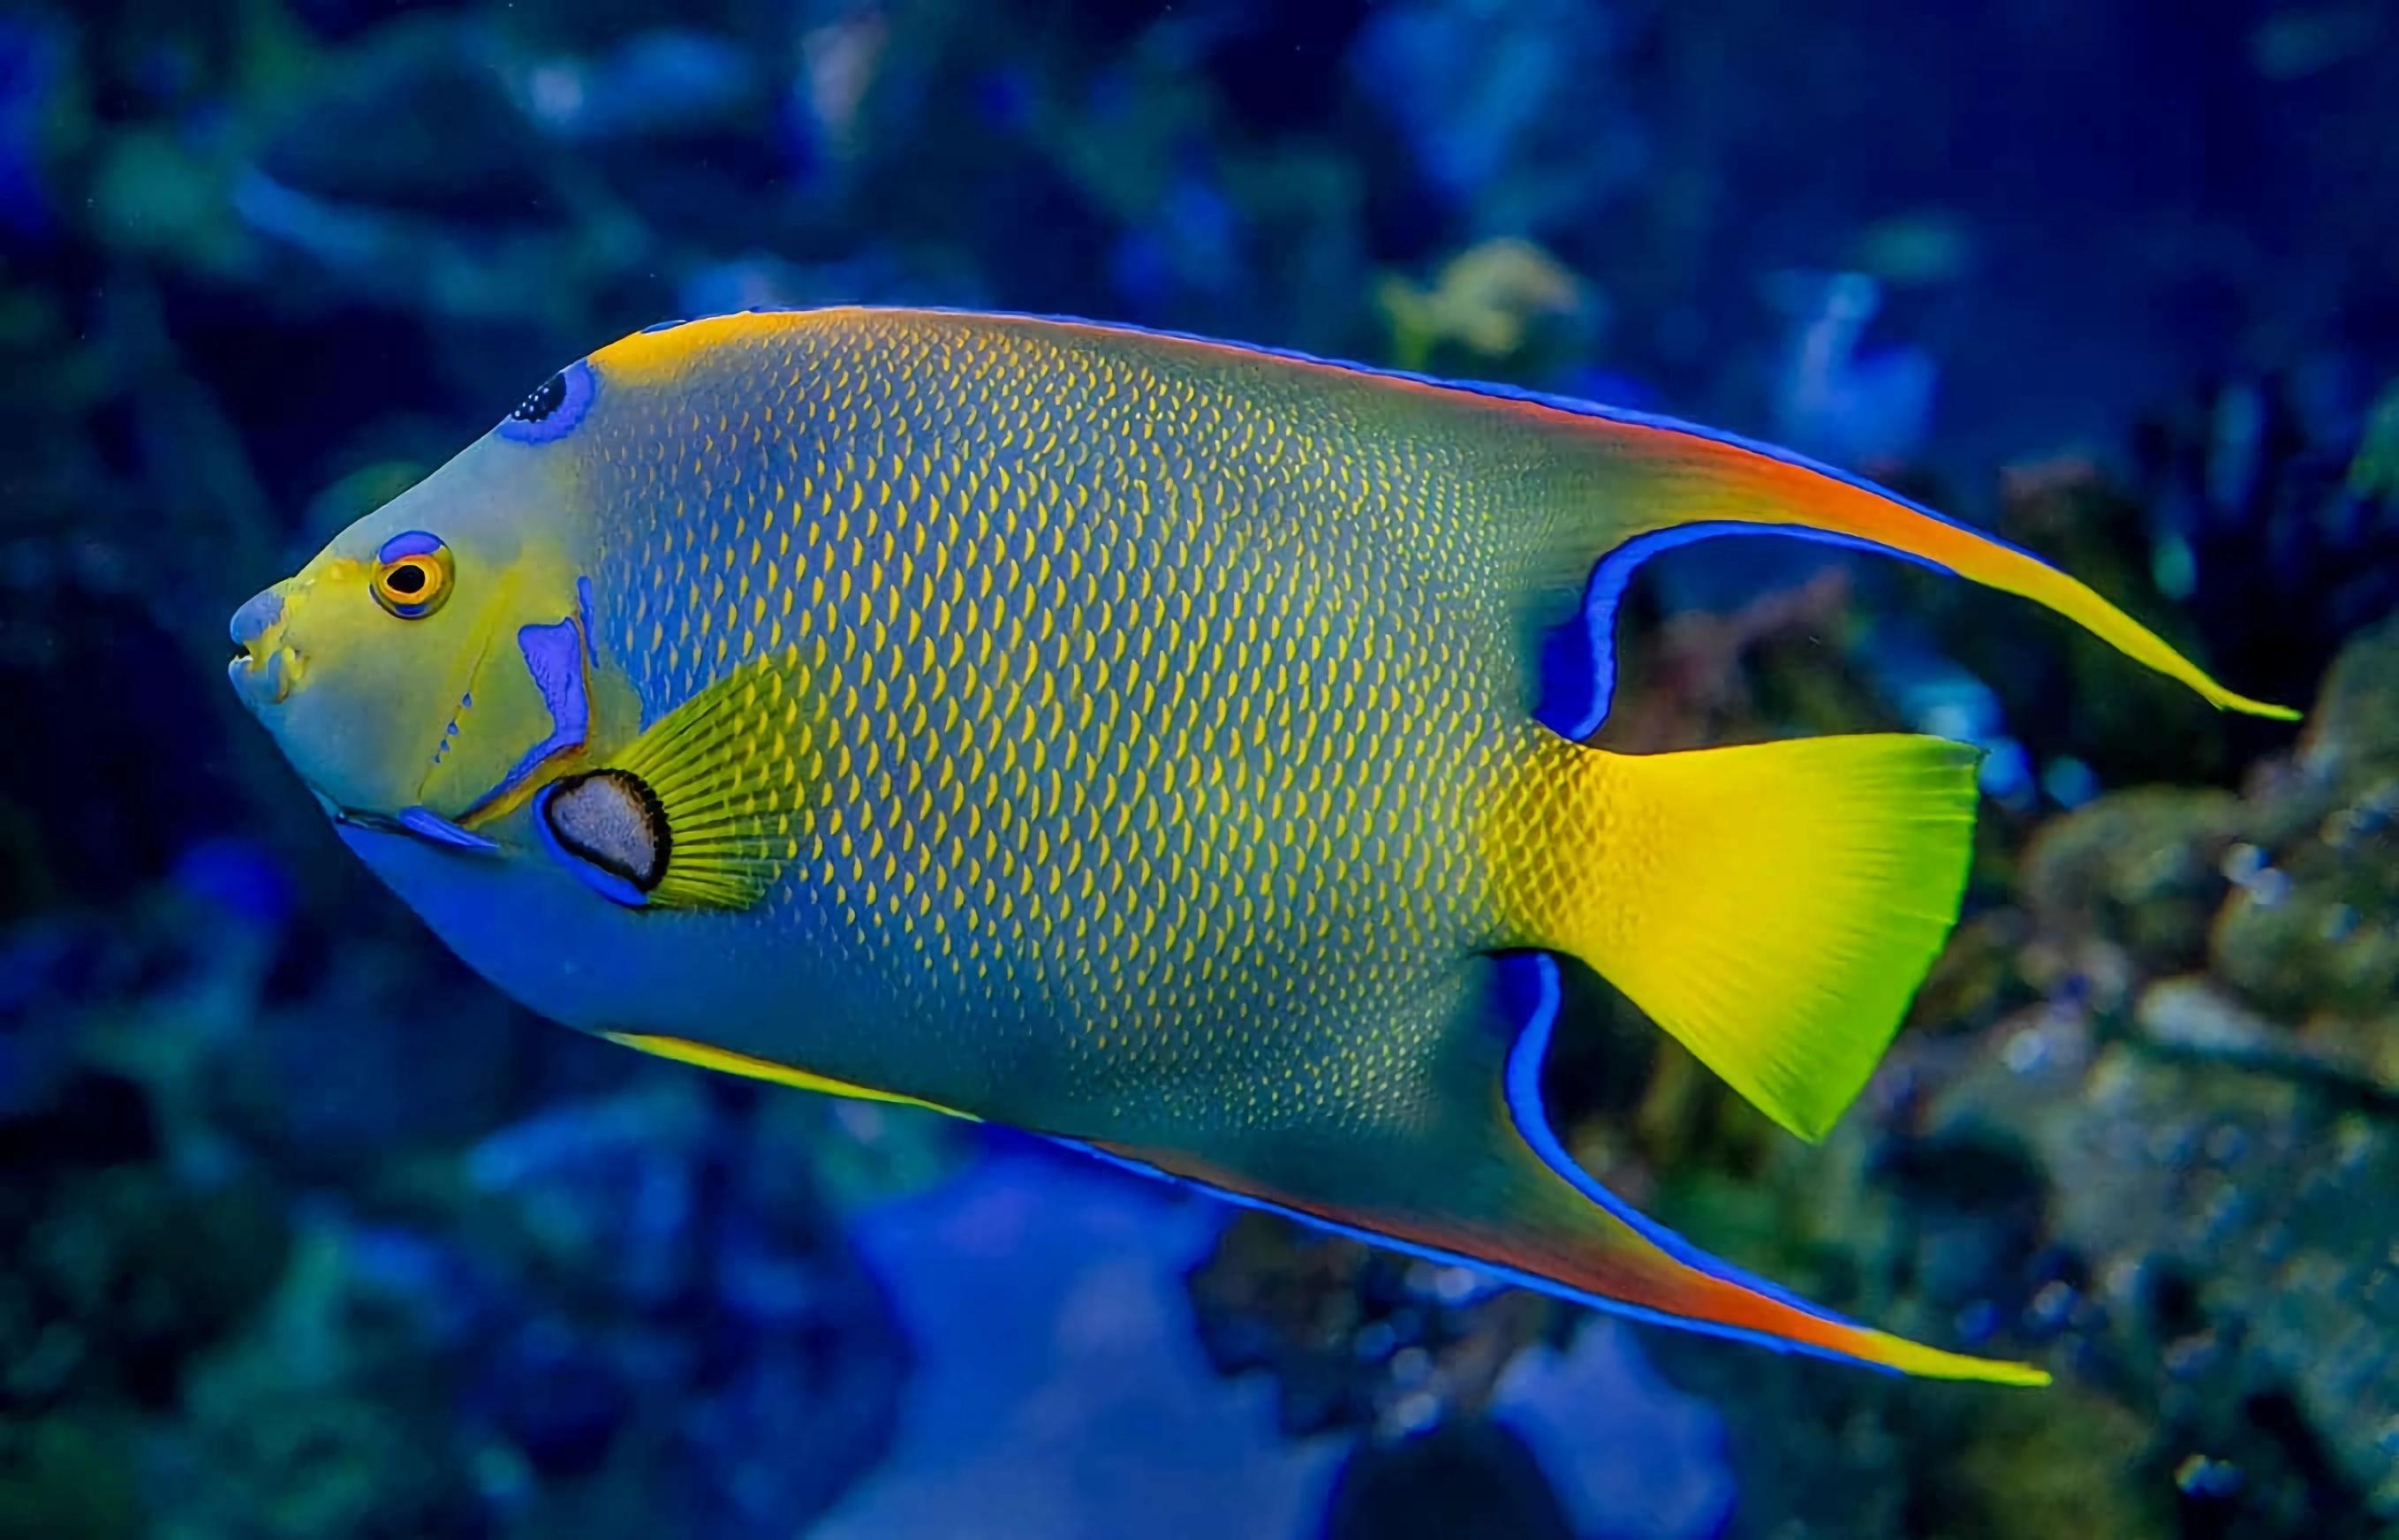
229, 308, 2294, 1385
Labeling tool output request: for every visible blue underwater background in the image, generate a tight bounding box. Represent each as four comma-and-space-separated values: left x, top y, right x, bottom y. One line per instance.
6, 1, 2399, 1536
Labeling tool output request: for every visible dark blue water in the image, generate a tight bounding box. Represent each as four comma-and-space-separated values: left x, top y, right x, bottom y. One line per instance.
4, 3, 2395, 1535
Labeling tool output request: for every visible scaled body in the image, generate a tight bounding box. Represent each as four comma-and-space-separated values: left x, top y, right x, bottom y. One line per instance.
571, 311, 1563, 1137
231, 308, 2289, 1385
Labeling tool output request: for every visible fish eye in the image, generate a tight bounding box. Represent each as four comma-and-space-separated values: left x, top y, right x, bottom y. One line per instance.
371, 531, 454, 619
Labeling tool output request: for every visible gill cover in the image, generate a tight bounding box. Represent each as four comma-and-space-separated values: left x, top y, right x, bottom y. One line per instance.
390, 578, 594, 830
227, 403, 613, 837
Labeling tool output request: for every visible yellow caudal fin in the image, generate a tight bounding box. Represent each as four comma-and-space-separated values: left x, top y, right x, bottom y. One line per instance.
1504, 733, 1981, 1141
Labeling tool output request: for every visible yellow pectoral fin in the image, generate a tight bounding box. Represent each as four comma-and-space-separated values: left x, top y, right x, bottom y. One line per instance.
534, 649, 829, 913
605, 1032, 981, 1120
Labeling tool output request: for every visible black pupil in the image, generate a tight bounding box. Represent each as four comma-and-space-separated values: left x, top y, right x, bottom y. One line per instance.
511, 372, 568, 423
387, 563, 428, 595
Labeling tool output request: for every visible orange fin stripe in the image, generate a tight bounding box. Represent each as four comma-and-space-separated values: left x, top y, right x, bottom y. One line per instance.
1609, 427, 2301, 721
594, 307, 2295, 721
1587, 1239, 2052, 1385
1089, 1140, 2047, 1386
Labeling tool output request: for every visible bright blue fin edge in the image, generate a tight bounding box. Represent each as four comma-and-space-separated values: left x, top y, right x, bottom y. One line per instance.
1048, 952, 1911, 1375
459, 616, 591, 821
1534, 523, 1955, 738
1493, 953, 1858, 1323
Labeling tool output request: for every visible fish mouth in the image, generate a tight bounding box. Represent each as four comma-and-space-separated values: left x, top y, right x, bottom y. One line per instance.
228, 644, 301, 708
227, 587, 300, 708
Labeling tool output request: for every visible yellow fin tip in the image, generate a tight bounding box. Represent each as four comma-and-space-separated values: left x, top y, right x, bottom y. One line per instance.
2222, 693, 2304, 722
1863, 1328, 2053, 1387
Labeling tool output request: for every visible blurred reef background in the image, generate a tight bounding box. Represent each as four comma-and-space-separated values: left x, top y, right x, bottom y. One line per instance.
5, 0, 2399, 1536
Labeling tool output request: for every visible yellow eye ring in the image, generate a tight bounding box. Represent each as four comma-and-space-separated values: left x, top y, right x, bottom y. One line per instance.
371, 532, 454, 619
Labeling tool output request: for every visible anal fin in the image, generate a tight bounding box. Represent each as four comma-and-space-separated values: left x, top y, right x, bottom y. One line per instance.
1071, 955, 2044, 1386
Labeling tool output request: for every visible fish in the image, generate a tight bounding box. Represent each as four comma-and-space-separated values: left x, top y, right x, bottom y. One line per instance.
228, 307, 2294, 1386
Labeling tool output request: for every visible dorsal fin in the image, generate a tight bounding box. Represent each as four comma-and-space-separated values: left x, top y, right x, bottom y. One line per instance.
1526, 411, 2297, 735
595, 307, 2295, 736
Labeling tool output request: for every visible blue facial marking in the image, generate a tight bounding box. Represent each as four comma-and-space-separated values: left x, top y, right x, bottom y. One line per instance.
259, 649, 291, 703
229, 587, 283, 645
457, 616, 591, 820
428, 682, 473, 772
375, 529, 446, 563
495, 359, 595, 444
397, 806, 501, 853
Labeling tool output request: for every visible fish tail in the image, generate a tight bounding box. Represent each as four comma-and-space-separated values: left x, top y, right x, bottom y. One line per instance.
1550, 413, 2299, 723
1495, 732, 1980, 1141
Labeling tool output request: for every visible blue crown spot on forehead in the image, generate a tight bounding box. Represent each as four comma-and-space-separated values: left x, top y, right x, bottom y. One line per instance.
496, 359, 595, 444
376, 529, 446, 563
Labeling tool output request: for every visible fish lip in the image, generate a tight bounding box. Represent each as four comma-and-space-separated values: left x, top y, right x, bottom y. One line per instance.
226, 587, 296, 707
228, 645, 299, 708
226, 651, 267, 708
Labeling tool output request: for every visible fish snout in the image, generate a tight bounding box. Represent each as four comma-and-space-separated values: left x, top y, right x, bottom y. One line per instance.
227, 585, 302, 708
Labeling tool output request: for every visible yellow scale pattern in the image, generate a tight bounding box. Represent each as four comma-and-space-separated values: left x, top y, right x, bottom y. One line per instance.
570, 310, 1587, 1140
